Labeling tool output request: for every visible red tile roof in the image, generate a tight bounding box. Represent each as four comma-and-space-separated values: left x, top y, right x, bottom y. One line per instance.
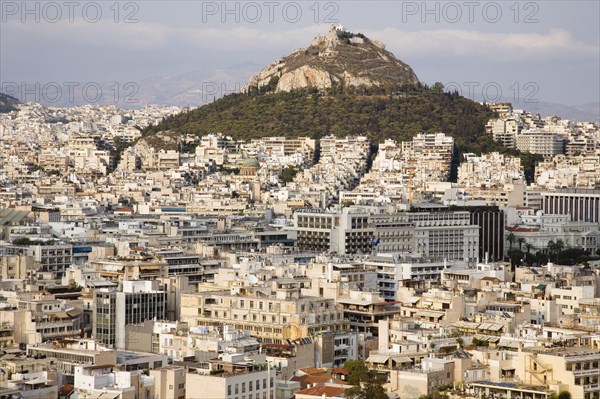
295, 385, 348, 398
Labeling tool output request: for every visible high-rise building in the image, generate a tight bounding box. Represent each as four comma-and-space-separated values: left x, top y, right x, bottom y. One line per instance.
93, 280, 166, 349
541, 189, 600, 223
452, 205, 505, 261
292, 206, 479, 263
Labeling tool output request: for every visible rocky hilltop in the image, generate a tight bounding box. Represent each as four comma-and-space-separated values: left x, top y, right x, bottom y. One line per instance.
0, 93, 20, 113
244, 25, 419, 92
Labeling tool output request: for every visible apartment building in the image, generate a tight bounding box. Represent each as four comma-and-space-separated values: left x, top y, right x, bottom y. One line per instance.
293, 208, 373, 254
93, 280, 166, 349
8, 295, 83, 345
0, 253, 35, 279
149, 365, 186, 399
292, 207, 479, 262
185, 354, 275, 399
74, 364, 155, 399
513, 347, 600, 399
364, 253, 449, 301
516, 131, 565, 156
408, 210, 479, 263
28, 243, 73, 281
180, 282, 346, 344
26, 338, 117, 376
486, 117, 522, 148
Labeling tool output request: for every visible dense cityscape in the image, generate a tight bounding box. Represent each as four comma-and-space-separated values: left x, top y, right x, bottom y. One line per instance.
1, 4, 599, 399
0, 92, 599, 399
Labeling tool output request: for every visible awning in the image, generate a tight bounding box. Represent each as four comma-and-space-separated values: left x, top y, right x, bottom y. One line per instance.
391, 356, 413, 364
25, 377, 51, 385
416, 310, 444, 319
50, 312, 70, 319
366, 354, 389, 364
498, 339, 520, 348
139, 265, 160, 270
67, 309, 82, 317
478, 323, 504, 331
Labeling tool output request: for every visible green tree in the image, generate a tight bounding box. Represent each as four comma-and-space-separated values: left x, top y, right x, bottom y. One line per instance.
12, 237, 32, 246
67, 280, 83, 292
278, 166, 298, 183
506, 233, 516, 253
346, 382, 388, 399
517, 237, 526, 251
548, 239, 566, 262
555, 239, 565, 254
456, 337, 464, 348
432, 82, 444, 93
549, 391, 572, 399
345, 359, 377, 386
524, 242, 533, 255
344, 359, 387, 399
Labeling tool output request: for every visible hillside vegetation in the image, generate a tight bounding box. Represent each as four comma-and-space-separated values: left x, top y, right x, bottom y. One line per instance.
144, 85, 496, 150
142, 84, 542, 182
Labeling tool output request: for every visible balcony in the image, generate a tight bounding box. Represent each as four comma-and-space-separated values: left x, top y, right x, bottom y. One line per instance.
583, 383, 599, 390
573, 368, 600, 377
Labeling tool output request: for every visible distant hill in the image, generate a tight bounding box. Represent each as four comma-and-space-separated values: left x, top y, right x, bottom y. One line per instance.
244, 25, 419, 93
144, 27, 497, 153
0, 93, 19, 113
513, 101, 600, 124
141, 26, 547, 182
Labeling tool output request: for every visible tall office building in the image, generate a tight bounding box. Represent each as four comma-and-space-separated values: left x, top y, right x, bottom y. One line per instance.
541, 189, 600, 223
93, 280, 166, 349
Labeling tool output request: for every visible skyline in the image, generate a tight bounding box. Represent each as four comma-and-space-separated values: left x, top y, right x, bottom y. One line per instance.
1, 1, 599, 111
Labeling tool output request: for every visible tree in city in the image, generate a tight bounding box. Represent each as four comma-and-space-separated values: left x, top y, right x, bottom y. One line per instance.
547, 239, 566, 262
517, 237, 526, 251
524, 242, 534, 255
344, 360, 387, 399
549, 391, 572, 399
346, 382, 388, 399
506, 233, 516, 253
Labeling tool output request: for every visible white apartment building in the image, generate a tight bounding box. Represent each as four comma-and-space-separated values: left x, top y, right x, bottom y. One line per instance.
185, 354, 274, 399
516, 130, 564, 156
486, 117, 522, 148
292, 207, 479, 262
364, 253, 450, 301
408, 211, 479, 263
180, 282, 346, 344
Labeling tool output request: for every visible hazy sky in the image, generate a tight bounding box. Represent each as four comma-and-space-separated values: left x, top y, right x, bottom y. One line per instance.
1, 1, 599, 106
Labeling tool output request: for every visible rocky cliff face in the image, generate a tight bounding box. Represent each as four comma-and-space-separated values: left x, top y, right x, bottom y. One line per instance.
244, 26, 419, 93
